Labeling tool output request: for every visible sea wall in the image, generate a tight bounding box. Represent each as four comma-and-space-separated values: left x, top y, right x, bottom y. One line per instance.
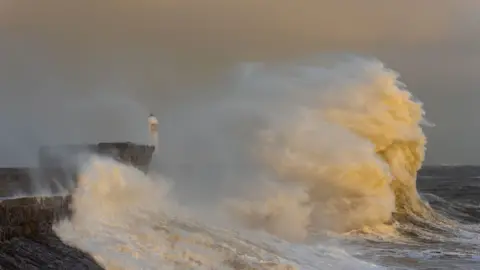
0, 142, 154, 269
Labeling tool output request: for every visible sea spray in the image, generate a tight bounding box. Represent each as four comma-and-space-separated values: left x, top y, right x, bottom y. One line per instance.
55, 156, 301, 269
53, 57, 434, 269
226, 57, 432, 238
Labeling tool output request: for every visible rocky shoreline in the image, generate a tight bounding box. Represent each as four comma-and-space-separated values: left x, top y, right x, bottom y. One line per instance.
0, 196, 104, 270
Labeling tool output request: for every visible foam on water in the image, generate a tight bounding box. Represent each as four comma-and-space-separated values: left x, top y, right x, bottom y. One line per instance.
55, 156, 379, 269
52, 57, 450, 269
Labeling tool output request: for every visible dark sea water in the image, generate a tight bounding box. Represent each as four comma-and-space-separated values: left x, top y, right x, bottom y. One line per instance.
349, 166, 480, 270
2, 164, 480, 270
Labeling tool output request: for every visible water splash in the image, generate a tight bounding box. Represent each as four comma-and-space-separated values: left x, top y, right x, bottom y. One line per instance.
227, 57, 433, 239
55, 156, 303, 269
52, 57, 440, 269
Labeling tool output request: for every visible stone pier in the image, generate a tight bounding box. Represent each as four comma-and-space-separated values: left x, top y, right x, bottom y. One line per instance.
0, 142, 154, 269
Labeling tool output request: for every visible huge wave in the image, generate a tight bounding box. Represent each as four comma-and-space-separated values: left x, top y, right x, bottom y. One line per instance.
222, 57, 435, 239
53, 56, 440, 269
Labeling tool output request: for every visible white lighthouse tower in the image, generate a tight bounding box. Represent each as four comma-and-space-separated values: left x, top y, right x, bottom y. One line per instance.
148, 113, 158, 152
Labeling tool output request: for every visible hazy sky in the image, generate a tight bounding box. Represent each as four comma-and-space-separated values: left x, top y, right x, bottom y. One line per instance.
0, 1, 479, 165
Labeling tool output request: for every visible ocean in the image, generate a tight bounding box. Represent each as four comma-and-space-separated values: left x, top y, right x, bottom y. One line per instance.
51, 160, 480, 270
355, 166, 480, 269
4, 56, 480, 270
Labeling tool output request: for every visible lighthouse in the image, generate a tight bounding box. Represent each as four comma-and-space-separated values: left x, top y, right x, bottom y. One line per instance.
148, 113, 158, 152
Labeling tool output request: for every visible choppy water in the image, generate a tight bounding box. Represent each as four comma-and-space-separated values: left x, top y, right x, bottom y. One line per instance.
7, 57, 480, 269
50, 158, 480, 270
351, 166, 480, 269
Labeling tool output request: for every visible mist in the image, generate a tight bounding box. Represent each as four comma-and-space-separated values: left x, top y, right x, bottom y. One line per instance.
0, 0, 478, 169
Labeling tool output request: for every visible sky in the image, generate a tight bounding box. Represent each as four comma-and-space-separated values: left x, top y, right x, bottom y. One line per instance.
0, 1, 479, 165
